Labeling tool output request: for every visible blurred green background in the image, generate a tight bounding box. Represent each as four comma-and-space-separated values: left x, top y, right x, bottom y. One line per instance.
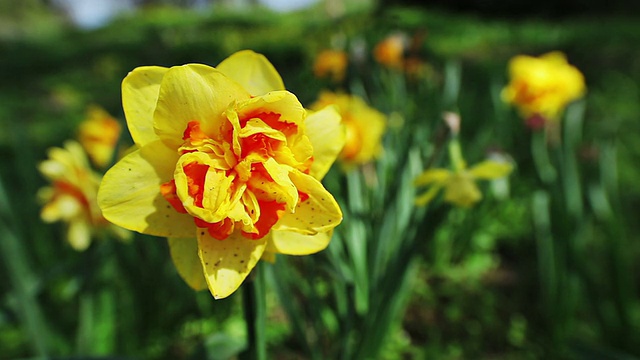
1, 0, 639, 359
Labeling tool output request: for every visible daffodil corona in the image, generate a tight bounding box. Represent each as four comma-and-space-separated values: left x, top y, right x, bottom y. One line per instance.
98, 50, 345, 299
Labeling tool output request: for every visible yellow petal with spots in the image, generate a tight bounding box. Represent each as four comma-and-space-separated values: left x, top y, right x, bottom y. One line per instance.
216, 50, 285, 96
198, 230, 267, 299
272, 171, 342, 235
122, 66, 168, 146
98, 140, 195, 238
154, 64, 250, 149
169, 238, 207, 291
267, 230, 332, 255
305, 106, 345, 180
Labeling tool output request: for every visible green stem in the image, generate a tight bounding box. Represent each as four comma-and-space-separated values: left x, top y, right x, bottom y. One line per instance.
241, 263, 267, 360
0, 174, 50, 356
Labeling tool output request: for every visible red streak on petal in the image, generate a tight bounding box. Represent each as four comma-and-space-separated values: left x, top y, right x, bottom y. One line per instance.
241, 133, 274, 159
183, 162, 209, 208
53, 181, 90, 210
160, 180, 187, 213
242, 200, 286, 240
298, 191, 309, 204
195, 217, 235, 240
241, 112, 298, 137
183, 121, 208, 142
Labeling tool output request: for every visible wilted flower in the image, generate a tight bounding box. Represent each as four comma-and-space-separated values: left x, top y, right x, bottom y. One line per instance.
310, 91, 386, 167
38, 141, 130, 251
373, 33, 408, 70
98, 50, 345, 299
78, 105, 122, 168
313, 49, 348, 83
501, 51, 585, 122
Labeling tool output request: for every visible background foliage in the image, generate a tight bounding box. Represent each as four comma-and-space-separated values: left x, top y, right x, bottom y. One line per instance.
1, 1, 639, 359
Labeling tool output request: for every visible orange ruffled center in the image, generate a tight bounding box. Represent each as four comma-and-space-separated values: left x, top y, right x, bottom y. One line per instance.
161, 110, 312, 241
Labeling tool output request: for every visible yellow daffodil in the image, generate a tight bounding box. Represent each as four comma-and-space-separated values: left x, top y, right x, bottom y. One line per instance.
373, 33, 408, 70
78, 105, 122, 168
501, 51, 585, 122
97, 50, 345, 299
415, 139, 513, 208
38, 141, 130, 251
313, 49, 348, 83
310, 91, 386, 167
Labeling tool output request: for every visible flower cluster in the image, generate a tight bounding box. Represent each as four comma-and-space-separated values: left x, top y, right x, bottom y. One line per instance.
98, 51, 346, 299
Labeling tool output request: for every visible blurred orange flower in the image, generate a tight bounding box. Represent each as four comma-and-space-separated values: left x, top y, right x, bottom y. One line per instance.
313, 49, 348, 82
78, 105, 122, 168
373, 33, 408, 70
310, 91, 386, 167
38, 141, 130, 251
502, 51, 585, 122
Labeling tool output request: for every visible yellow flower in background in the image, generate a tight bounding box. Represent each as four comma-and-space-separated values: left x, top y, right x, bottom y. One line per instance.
373, 33, 407, 70
415, 115, 513, 208
38, 141, 130, 251
313, 49, 348, 82
78, 105, 122, 168
501, 51, 585, 121
98, 50, 345, 299
414, 160, 513, 208
310, 91, 386, 167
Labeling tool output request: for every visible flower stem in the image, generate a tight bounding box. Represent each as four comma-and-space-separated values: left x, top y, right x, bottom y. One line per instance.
241, 263, 267, 360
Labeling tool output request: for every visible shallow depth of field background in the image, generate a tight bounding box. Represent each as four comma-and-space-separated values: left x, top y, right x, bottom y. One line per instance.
1, 0, 640, 359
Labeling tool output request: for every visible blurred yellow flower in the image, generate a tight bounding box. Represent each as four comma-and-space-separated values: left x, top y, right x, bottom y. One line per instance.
313, 49, 348, 82
373, 33, 407, 70
414, 161, 513, 208
415, 139, 513, 208
310, 91, 386, 167
501, 51, 585, 121
98, 50, 345, 299
38, 141, 130, 251
78, 105, 122, 168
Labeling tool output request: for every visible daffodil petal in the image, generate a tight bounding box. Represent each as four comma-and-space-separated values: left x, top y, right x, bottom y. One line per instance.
304, 106, 345, 180
68, 219, 91, 251
216, 50, 285, 96
469, 160, 513, 180
98, 140, 195, 238
415, 185, 443, 206
169, 237, 207, 291
444, 174, 482, 208
267, 229, 332, 255
198, 230, 267, 299
122, 66, 168, 146
261, 251, 276, 263
235, 91, 305, 126
272, 171, 342, 235
154, 64, 250, 148
414, 168, 451, 186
